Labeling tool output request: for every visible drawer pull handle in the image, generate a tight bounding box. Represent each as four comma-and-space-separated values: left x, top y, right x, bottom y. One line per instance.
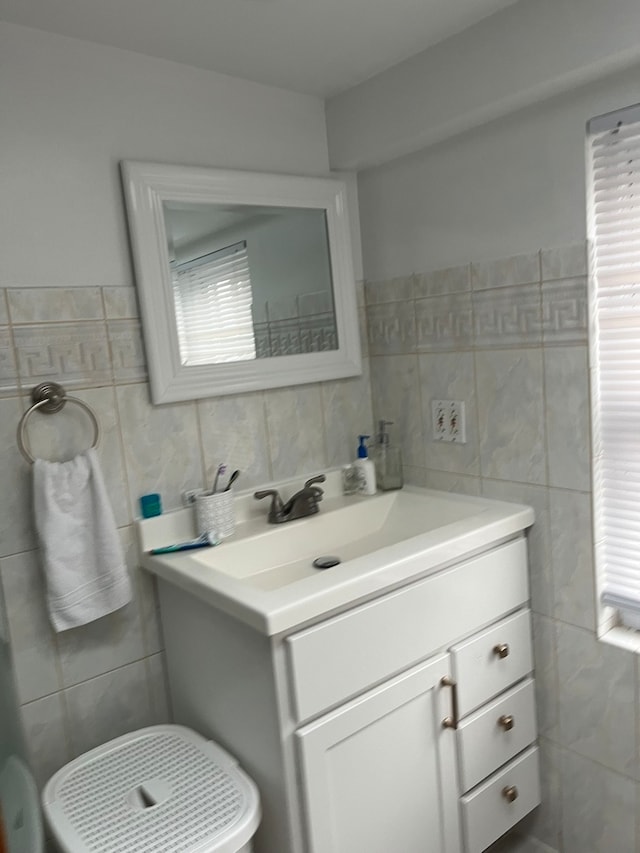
493, 643, 510, 659
498, 714, 514, 731
502, 785, 519, 803
441, 675, 459, 730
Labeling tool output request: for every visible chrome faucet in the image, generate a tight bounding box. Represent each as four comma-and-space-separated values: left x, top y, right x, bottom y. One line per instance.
254, 474, 325, 524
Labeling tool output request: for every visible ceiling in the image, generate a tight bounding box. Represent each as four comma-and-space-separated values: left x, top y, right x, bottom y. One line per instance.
0, 0, 519, 97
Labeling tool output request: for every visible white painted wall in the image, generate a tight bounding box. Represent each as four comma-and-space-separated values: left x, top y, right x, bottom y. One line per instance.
327, 0, 640, 170
0, 23, 330, 288
357, 63, 640, 279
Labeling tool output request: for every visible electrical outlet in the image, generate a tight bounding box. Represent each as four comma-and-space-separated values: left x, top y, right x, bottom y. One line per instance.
431, 400, 466, 443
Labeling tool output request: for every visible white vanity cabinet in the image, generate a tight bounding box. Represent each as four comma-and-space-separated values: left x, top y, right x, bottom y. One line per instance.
156, 533, 539, 853
296, 654, 461, 853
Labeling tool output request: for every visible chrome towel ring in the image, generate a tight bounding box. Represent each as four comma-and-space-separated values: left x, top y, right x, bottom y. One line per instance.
17, 382, 101, 464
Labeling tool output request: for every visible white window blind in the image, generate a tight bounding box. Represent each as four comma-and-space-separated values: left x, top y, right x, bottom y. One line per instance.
172, 241, 256, 365
588, 103, 640, 625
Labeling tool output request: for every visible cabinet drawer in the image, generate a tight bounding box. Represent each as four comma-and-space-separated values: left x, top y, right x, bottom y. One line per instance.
461, 746, 540, 853
452, 609, 533, 717
287, 538, 528, 723
457, 678, 536, 792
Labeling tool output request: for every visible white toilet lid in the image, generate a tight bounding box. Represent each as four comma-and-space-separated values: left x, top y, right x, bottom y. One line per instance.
42, 725, 260, 853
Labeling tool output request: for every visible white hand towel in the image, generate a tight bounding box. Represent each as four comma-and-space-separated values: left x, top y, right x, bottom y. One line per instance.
33, 448, 132, 632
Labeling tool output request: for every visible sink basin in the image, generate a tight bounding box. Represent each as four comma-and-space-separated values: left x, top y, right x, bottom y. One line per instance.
190, 489, 483, 591
139, 475, 534, 635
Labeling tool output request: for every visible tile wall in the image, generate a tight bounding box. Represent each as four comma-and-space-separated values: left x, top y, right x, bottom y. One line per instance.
1, 245, 636, 852
367, 243, 640, 853
0, 282, 372, 791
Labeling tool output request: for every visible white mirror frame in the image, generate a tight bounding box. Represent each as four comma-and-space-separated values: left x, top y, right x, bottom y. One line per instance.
121, 161, 362, 404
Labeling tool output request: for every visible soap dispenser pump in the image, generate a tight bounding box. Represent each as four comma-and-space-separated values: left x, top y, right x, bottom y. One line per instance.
354, 435, 377, 495
374, 420, 404, 491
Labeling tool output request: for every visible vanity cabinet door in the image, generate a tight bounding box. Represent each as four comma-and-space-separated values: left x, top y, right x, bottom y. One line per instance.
296, 654, 461, 853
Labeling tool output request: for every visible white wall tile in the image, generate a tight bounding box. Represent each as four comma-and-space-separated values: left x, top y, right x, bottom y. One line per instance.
264, 385, 327, 480
0, 550, 60, 704
556, 621, 637, 779
476, 348, 546, 485
1, 396, 36, 557
471, 252, 540, 291
364, 275, 415, 304
541, 244, 588, 281
20, 693, 72, 790
198, 392, 271, 491
415, 264, 470, 297
8, 288, 104, 324
102, 287, 139, 319
321, 358, 373, 468
116, 383, 204, 513
550, 489, 595, 631
64, 660, 153, 757
370, 354, 424, 469
561, 749, 637, 853
544, 346, 591, 492
481, 480, 552, 618
418, 351, 480, 475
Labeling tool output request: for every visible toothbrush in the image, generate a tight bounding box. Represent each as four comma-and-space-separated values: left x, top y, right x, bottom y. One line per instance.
224, 470, 240, 491
212, 463, 227, 494
149, 531, 220, 554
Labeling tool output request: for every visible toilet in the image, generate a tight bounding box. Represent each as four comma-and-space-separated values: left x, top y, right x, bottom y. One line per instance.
42, 725, 261, 853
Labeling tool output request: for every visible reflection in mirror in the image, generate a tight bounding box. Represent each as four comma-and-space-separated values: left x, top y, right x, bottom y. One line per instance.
164, 202, 337, 365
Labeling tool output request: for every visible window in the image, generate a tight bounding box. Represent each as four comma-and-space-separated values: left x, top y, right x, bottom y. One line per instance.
172, 240, 256, 365
587, 103, 640, 634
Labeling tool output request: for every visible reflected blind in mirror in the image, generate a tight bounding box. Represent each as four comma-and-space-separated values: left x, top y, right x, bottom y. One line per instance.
172, 241, 256, 365
588, 103, 640, 625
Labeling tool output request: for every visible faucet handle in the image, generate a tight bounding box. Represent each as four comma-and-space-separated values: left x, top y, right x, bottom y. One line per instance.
304, 474, 326, 489
254, 489, 285, 518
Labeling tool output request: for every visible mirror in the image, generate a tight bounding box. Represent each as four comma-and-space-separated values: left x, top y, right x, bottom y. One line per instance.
121, 161, 361, 403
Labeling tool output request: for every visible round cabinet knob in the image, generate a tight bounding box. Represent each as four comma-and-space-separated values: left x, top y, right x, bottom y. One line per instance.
502, 785, 519, 804
498, 714, 515, 732
493, 642, 510, 659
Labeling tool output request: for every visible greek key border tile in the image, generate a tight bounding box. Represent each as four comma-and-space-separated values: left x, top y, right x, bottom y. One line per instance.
13, 322, 112, 388
108, 320, 147, 383
415, 293, 473, 351
0, 327, 18, 396
542, 277, 588, 344
367, 300, 416, 354
473, 283, 542, 348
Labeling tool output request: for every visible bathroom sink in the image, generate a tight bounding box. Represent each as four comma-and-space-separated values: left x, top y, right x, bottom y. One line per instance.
189, 488, 482, 591
139, 473, 534, 634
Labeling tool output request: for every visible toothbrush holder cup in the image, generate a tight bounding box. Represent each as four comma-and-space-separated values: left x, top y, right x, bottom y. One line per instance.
195, 491, 236, 539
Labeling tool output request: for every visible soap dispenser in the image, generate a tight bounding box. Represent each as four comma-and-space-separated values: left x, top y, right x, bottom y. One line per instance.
374, 420, 403, 491
354, 435, 377, 495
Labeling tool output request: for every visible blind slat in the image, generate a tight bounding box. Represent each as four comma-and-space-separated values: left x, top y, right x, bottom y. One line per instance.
589, 105, 640, 621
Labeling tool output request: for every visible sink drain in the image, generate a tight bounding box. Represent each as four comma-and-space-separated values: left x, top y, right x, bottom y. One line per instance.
312, 556, 341, 569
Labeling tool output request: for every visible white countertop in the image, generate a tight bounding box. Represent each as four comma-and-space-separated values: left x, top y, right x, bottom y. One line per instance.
138, 475, 534, 636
